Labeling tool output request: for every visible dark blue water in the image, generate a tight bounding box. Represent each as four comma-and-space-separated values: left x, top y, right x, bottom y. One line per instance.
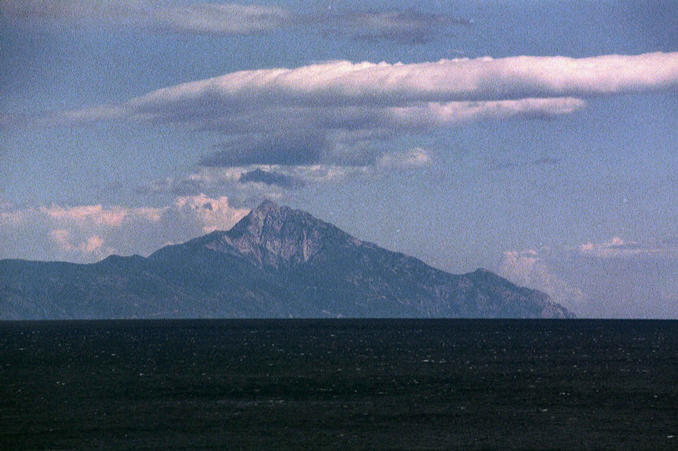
1, 319, 677, 449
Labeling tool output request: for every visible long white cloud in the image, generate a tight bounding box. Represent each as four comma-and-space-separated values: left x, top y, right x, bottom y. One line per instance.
127, 53, 678, 110
37, 52, 678, 132
9, 52, 677, 172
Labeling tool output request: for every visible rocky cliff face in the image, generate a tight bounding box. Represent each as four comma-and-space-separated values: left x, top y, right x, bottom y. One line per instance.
195, 200, 352, 269
0, 201, 574, 319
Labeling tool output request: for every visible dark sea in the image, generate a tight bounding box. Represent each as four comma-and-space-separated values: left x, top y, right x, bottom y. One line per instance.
1, 319, 677, 450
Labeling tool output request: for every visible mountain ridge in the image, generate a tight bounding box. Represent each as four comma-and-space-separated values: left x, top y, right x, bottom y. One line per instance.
0, 201, 574, 319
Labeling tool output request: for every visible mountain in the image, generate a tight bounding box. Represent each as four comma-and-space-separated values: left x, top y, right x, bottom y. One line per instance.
0, 201, 573, 319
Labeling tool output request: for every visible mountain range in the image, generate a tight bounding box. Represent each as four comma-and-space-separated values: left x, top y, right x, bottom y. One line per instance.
0, 201, 573, 319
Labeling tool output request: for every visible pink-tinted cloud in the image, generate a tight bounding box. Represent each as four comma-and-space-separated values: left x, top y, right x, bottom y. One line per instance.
126, 53, 678, 110
0, 195, 248, 263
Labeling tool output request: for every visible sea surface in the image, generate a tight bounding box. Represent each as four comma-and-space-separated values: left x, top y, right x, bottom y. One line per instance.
1, 319, 677, 449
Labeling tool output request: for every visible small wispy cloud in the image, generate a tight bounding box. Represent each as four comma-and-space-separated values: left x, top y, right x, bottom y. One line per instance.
320, 9, 471, 44
489, 157, 561, 171
578, 236, 678, 259
377, 147, 432, 170
238, 169, 305, 188
1, 1, 293, 35
2, 1, 472, 43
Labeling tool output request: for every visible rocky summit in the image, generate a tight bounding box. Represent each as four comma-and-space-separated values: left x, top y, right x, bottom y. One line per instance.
0, 201, 574, 319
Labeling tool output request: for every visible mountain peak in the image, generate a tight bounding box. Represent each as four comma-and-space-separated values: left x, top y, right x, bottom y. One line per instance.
229, 200, 297, 239
252, 199, 281, 215
200, 201, 349, 269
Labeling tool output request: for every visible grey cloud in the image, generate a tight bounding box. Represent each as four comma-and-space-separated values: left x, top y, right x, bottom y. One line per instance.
2, 1, 470, 43
137, 162, 373, 207
199, 129, 380, 168
239, 169, 304, 188
0, 0, 142, 22
150, 3, 293, 35
1, 1, 293, 36
322, 9, 472, 44
200, 133, 327, 167
137, 166, 291, 208
489, 157, 561, 171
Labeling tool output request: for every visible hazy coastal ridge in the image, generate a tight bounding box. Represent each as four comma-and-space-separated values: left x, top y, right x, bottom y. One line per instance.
0, 201, 572, 320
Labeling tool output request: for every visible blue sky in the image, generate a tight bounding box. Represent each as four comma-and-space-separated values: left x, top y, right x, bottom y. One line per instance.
1, 0, 678, 317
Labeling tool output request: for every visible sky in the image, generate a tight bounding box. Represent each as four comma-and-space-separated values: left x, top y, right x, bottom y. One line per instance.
1, 0, 678, 318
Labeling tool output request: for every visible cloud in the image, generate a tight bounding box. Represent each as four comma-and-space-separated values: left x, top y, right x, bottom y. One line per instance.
7, 52, 677, 190
377, 147, 432, 170
578, 236, 678, 259
0, 195, 248, 263
489, 156, 561, 171
49, 230, 111, 258
2, 1, 472, 43
121, 53, 678, 109
1, 1, 292, 35
0, 0, 143, 22
321, 9, 471, 44
499, 249, 589, 314
201, 132, 328, 167
39, 204, 161, 227
239, 169, 304, 188
150, 3, 292, 35
501, 238, 678, 318
139, 164, 369, 207
27, 52, 676, 134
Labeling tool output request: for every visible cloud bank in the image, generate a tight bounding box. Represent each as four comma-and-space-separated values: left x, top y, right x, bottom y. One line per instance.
138, 164, 370, 206
500, 238, 678, 318
0, 195, 248, 263
31, 53, 677, 138
11, 51, 677, 193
